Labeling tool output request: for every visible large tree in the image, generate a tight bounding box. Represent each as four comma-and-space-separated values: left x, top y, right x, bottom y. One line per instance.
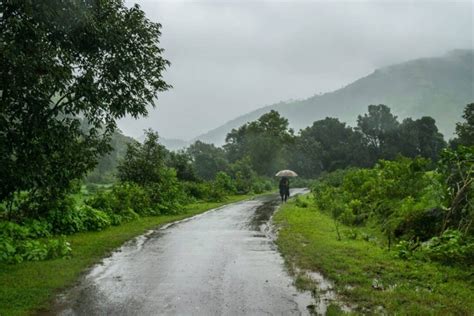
187, 141, 228, 180
398, 117, 446, 161
224, 110, 294, 176
357, 104, 400, 160
117, 130, 167, 185
0, 0, 170, 207
289, 118, 370, 177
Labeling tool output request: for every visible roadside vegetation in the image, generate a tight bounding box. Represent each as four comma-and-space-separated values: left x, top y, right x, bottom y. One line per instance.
275, 196, 473, 314
274, 104, 473, 314
0, 194, 256, 316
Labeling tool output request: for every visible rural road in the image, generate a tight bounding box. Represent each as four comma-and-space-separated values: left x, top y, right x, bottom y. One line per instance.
54, 189, 315, 315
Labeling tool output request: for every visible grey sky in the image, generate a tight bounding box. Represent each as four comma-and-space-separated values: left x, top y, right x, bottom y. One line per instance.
118, 0, 473, 141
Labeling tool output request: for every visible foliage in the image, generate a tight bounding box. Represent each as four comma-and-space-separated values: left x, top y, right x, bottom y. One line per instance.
47, 196, 85, 235
438, 145, 474, 234
117, 130, 167, 185
313, 158, 442, 243
0, 0, 170, 210
289, 118, 370, 177
214, 172, 237, 195
229, 157, 257, 194
166, 150, 198, 182
398, 116, 446, 161
251, 178, 274, 194
453, 103, 474, 146
187, 141, 229, 180
0, 221, 71, 264
356, 104, 400, 160
224, 110, 294, 176
311, 153, 473, 265
181, 172, 242, 202
80, 206, 111, 231
275, 198, 474, 314
421, 229, 473, 265
86, 131, 136, 184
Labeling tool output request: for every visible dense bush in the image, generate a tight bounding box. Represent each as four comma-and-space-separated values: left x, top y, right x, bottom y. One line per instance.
80, 206, 111, 231
0, 221, 71, 264
87, 170, 185, 218
396, 229, 474, 265
47, 197, 86, 235
311, 153, 473, 265
251, 177, 273, 194
313, 158, 443, 239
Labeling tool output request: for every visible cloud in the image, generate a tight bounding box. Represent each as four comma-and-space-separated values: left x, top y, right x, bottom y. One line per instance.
119, 0, 473, 140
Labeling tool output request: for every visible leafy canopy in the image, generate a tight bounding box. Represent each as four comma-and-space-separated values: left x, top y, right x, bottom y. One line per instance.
224, 110, 294, 176
0, 0, 170, 204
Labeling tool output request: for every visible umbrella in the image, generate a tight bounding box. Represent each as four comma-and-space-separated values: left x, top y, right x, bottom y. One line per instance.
275, 169, 298, 177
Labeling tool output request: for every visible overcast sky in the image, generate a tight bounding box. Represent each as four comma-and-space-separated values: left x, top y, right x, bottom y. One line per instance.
118, 0, 473, 141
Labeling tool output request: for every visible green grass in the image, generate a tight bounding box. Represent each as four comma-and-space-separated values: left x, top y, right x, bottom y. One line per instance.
0, 194, 255, 316
274, 195, 474, 315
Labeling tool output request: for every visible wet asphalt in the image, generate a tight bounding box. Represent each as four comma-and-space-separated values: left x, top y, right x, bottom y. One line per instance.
53, 189, 314, 316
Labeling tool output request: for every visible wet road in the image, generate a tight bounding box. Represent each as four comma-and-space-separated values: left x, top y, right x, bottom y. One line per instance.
55, 189, 313, 315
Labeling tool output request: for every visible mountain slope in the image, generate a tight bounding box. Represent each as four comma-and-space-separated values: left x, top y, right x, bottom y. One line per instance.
195, 50, 473, 145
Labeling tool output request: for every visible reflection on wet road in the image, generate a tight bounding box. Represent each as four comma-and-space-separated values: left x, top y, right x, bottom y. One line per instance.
56, 189, 313, 315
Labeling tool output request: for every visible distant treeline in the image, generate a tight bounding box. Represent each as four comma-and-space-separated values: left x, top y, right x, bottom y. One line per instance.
139, 103, 471, 182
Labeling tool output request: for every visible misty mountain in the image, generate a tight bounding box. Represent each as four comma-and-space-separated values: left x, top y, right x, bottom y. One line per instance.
195, 50, 473, 145
86, 130, 136, 183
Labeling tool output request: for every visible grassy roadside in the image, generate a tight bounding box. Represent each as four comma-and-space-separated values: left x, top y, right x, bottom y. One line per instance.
274, 195, 474, 315
0, 194, 257, 316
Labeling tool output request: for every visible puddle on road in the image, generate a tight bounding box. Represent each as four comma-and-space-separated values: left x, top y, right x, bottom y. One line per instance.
249, 198, 280, 231
249, 192, 351, 315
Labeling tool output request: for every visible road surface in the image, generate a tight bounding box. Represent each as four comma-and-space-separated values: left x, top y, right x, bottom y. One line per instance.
54, 189, 315, 315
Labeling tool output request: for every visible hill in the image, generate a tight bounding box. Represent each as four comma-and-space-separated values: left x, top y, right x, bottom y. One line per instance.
195, 50, 473, 145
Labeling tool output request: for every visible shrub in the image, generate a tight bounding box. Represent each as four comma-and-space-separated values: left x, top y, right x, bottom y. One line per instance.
44, 195, 88, 235
182, 181, 211, 200
0, 234, 72, 264
214, 172, 237, 195
87, 183, 151, 218
22, 219, 52, 238
18, 240, 48, 261
0, 236, 20, 263
149, 168, 186, 214
422, 229, 474, 265
252, 178, 273, 194
80, 206, 111, 231
0, 221, 30, 240
45, 237, 72, 259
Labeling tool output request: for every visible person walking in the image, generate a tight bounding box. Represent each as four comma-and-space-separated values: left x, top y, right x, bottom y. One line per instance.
279, 177, 290, 202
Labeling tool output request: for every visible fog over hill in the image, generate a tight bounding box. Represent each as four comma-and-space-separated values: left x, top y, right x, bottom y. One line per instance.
194, 50, 474, 145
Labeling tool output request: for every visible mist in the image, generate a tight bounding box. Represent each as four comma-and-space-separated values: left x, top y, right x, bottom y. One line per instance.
118, 0, 473, 141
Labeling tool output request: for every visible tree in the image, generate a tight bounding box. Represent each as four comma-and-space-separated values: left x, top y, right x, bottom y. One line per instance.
289, 118, 370, 177
357, 105, 400, 160
454, 103, 474, 147
0, 1, 170, 209
187, 141, 228, 180
117, 130, 167, 185
229, 157, 256, 194
398, 117, 446, 161
224, 110, 294, 176
166, 151, 198, 182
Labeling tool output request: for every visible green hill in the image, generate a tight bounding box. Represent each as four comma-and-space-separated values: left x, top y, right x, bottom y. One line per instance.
195, 49, 473, 145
